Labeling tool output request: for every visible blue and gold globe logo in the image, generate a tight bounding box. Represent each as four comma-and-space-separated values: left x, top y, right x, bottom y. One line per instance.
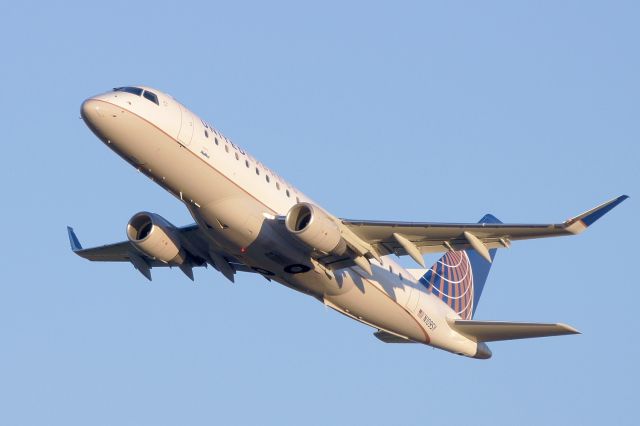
420, 251, 474, 320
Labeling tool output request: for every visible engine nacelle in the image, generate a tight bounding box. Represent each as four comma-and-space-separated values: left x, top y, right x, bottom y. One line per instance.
126, 212, 186, 264
285, 203, 347, 255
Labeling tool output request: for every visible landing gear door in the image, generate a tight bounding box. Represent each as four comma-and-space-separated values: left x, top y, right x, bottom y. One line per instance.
178, 104, 194, 146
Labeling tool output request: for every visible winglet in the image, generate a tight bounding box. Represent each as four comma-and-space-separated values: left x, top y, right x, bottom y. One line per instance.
565, 195, 629, 234
67, 226, 83, 252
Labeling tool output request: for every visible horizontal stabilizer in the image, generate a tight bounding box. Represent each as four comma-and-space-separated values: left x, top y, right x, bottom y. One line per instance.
452, 320, 580, 342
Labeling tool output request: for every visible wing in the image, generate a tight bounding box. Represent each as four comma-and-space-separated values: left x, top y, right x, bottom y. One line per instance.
341, 195, 628, 261
67, 224, 254, 282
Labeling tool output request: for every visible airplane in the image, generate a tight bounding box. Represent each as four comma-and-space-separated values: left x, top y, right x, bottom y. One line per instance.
69, 85, 628, 359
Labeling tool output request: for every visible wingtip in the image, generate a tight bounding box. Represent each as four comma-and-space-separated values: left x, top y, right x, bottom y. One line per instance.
567, 194, 629, 230
557, 323, 581, 335
610, 194, 630, 206
67, 226, 83, 251
582, 195, 628, 227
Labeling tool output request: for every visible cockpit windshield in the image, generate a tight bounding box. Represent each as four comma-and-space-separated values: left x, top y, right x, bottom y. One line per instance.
143, 90, 159, 105
113, 86, 143, 96
113, 87, 159, 106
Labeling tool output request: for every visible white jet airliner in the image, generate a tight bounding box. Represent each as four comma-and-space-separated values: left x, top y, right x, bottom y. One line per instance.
69, 86, 627, 359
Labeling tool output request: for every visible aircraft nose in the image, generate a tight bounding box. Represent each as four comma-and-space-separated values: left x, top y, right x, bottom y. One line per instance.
80, 98, 102, 124
80, 97, 120, 142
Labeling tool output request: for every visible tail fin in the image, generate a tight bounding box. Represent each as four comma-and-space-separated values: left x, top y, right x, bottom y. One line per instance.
419, 214, 501, 319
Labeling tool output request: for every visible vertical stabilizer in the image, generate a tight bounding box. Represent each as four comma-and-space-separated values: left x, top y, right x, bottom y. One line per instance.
419, 214, 500, 319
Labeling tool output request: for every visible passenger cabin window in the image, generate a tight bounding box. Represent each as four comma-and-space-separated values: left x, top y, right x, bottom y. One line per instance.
245, 160, 250, 168
114, 86, 143, 96
143, 90, 159, 105
266, 175, 270, 183
215, 138, 219, 145
286, 189, 290, 197
204, 130, 209, 138
255, 167, 260, 175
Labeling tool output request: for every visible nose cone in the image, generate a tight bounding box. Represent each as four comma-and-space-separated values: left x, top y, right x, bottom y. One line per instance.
80, 98, 103, 125
80, 98, 101, 135
80, 97, 121, 141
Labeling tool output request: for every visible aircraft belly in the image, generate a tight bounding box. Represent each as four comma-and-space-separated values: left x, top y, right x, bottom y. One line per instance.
323, 269, 429, 343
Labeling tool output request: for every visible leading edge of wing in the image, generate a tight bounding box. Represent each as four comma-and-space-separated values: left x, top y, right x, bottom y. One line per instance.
341, 195, 629, 234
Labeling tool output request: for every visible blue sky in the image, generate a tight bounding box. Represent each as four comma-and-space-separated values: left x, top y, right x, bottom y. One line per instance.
1, 1, 638, 425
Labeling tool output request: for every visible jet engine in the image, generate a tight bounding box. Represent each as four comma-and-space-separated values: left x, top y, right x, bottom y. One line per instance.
126, 212, 186, 264
285, 203, 348, 255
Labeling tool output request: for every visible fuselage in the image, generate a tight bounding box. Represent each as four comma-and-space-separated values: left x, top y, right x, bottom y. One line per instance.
81, 86, 486, 358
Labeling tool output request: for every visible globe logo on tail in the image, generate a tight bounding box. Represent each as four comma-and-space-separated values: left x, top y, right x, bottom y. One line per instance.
420, 251, 474, 320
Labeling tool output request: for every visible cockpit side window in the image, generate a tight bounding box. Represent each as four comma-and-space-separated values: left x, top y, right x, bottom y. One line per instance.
113, 87, 143, 96
143, 90, 159, 105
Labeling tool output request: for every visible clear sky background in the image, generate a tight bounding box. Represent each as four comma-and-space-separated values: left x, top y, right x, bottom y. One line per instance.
1, 1, 638, 425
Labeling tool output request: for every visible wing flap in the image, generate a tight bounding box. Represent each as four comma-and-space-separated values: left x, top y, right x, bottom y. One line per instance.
452, 320, 580, 342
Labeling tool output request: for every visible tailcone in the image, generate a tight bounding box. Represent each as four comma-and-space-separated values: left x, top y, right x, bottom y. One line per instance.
474, 342, 492, 359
